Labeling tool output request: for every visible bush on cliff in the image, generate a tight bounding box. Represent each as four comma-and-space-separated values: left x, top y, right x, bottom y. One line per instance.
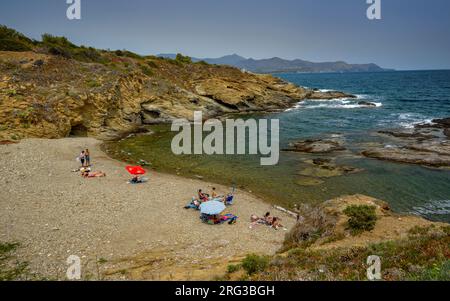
175, 53, 192, 64
241, 254, 270, 275
0, 25, 34, 51
343, 205, 377, 234
249, 225, 450, 281
41, 33, 107, 63
283, 205, 338, 250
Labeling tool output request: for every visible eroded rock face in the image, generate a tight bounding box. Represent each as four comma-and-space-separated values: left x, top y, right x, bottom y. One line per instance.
444, 128, 450, 138
0, 51, 354, 141
284, 139, 346, 153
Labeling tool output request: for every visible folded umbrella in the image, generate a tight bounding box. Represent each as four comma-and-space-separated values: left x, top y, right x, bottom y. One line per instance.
199, 200, 226, 215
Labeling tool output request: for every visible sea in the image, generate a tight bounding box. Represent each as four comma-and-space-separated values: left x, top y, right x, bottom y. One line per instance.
104, 70, 450, 222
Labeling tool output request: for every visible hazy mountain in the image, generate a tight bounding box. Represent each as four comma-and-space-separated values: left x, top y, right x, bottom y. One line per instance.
158, 53, 391, 73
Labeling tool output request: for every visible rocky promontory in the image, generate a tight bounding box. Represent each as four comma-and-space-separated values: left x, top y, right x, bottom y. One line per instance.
0, 29, 355, 141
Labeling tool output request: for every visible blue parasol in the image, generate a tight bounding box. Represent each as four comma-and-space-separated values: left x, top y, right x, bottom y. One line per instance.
199, 200, 226, 215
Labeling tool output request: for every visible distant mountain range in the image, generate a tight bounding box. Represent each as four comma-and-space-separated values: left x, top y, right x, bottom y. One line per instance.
158, 53, 392, 73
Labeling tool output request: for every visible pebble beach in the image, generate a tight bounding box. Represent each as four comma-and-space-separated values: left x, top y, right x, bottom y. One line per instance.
0, 138, 295, 280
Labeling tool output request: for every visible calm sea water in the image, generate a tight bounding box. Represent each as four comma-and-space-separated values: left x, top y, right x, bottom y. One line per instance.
105, 70, 450, 222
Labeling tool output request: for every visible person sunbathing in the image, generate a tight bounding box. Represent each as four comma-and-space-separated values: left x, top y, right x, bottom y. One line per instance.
198, 189, 209, 202
82, 171, 106, 178
263, 212, 273, 225
271, 217, 284, 230
249, 214, 267, 228
184, 197, 201, 210
130, 175, 142, 183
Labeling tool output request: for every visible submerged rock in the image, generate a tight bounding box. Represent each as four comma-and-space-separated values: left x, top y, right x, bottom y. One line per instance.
378, 130, 437, 140
357, 101, 378, 107
362, 145, 450, 167
308, 90, 356, 100
295, 176, 324, 186
284, 139, 346, 154
299, 159, 363, 178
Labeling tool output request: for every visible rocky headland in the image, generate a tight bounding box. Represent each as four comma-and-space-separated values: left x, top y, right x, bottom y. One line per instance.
0, 27, 355, 142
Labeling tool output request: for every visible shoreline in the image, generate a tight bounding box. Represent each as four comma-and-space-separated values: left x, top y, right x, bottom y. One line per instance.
0, 137, 296, 280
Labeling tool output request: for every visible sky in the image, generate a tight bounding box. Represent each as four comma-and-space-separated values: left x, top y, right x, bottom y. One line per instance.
1, 0, 449, 70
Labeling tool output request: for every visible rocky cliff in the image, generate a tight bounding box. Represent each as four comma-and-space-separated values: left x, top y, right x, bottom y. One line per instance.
0, 50, 353, 141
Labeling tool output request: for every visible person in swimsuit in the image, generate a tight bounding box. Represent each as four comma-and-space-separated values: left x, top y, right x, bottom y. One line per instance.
79, 151, 86, 167
82, 170, 106, 178
211, 187, 218, 199
198, 189, 208, 202
263, 212, 273, 225
85, 149, 90, 166
271, 217, 284, 230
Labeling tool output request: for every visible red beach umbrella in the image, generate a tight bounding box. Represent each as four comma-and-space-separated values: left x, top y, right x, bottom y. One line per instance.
125, 165, 146, 175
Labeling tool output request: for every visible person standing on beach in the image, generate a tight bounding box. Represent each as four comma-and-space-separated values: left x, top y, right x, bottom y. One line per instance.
85, 149, 91, 167
79, 150, 86, 167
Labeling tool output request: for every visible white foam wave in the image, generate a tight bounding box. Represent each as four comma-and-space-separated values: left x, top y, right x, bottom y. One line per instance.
304, 101, 382, 109
411, 199, 450, 216
395, 113, 434, 129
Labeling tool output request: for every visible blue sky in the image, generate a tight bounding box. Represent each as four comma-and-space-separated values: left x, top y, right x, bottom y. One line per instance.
1, 0, 449, 70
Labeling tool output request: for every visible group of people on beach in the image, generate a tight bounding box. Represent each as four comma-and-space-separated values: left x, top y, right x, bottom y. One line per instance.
78, 149, 90, 167
250, 212, 285, 230
186, 187, 234, 210
74, 149, 106, 178
184, 187, 238, 225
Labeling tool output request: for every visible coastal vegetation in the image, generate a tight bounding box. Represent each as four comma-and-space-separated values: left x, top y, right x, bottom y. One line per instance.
225, 221, 450, 281
0, 242, 35, 281
221, 195, 450, 281
343, 205, 377, 234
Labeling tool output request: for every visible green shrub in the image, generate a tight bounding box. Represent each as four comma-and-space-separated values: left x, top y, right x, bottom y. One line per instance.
196, 60, 209, 66
146, 60, 158, 68
119, 50, 143, 60
227, 264, 241, 274
412, 260, 450, 281
114, 50, 124, 56
86, 79, 101, 88
0, 38, 32, 51
175, 53, 192, 64
41, 34, 76, 49
343, 205, 377, 233
241, 254, 269, 275
0, 242, 35, 280
140, 64, 153, 76
0, 25, 34, 51
73, 47, 105, 63
283, 205, 337, 250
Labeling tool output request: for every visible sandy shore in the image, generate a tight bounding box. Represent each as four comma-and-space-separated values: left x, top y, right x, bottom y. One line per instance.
0, 138, 295, 280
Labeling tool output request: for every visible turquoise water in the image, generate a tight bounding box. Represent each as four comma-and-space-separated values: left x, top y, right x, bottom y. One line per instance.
105, 70, 450, 222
